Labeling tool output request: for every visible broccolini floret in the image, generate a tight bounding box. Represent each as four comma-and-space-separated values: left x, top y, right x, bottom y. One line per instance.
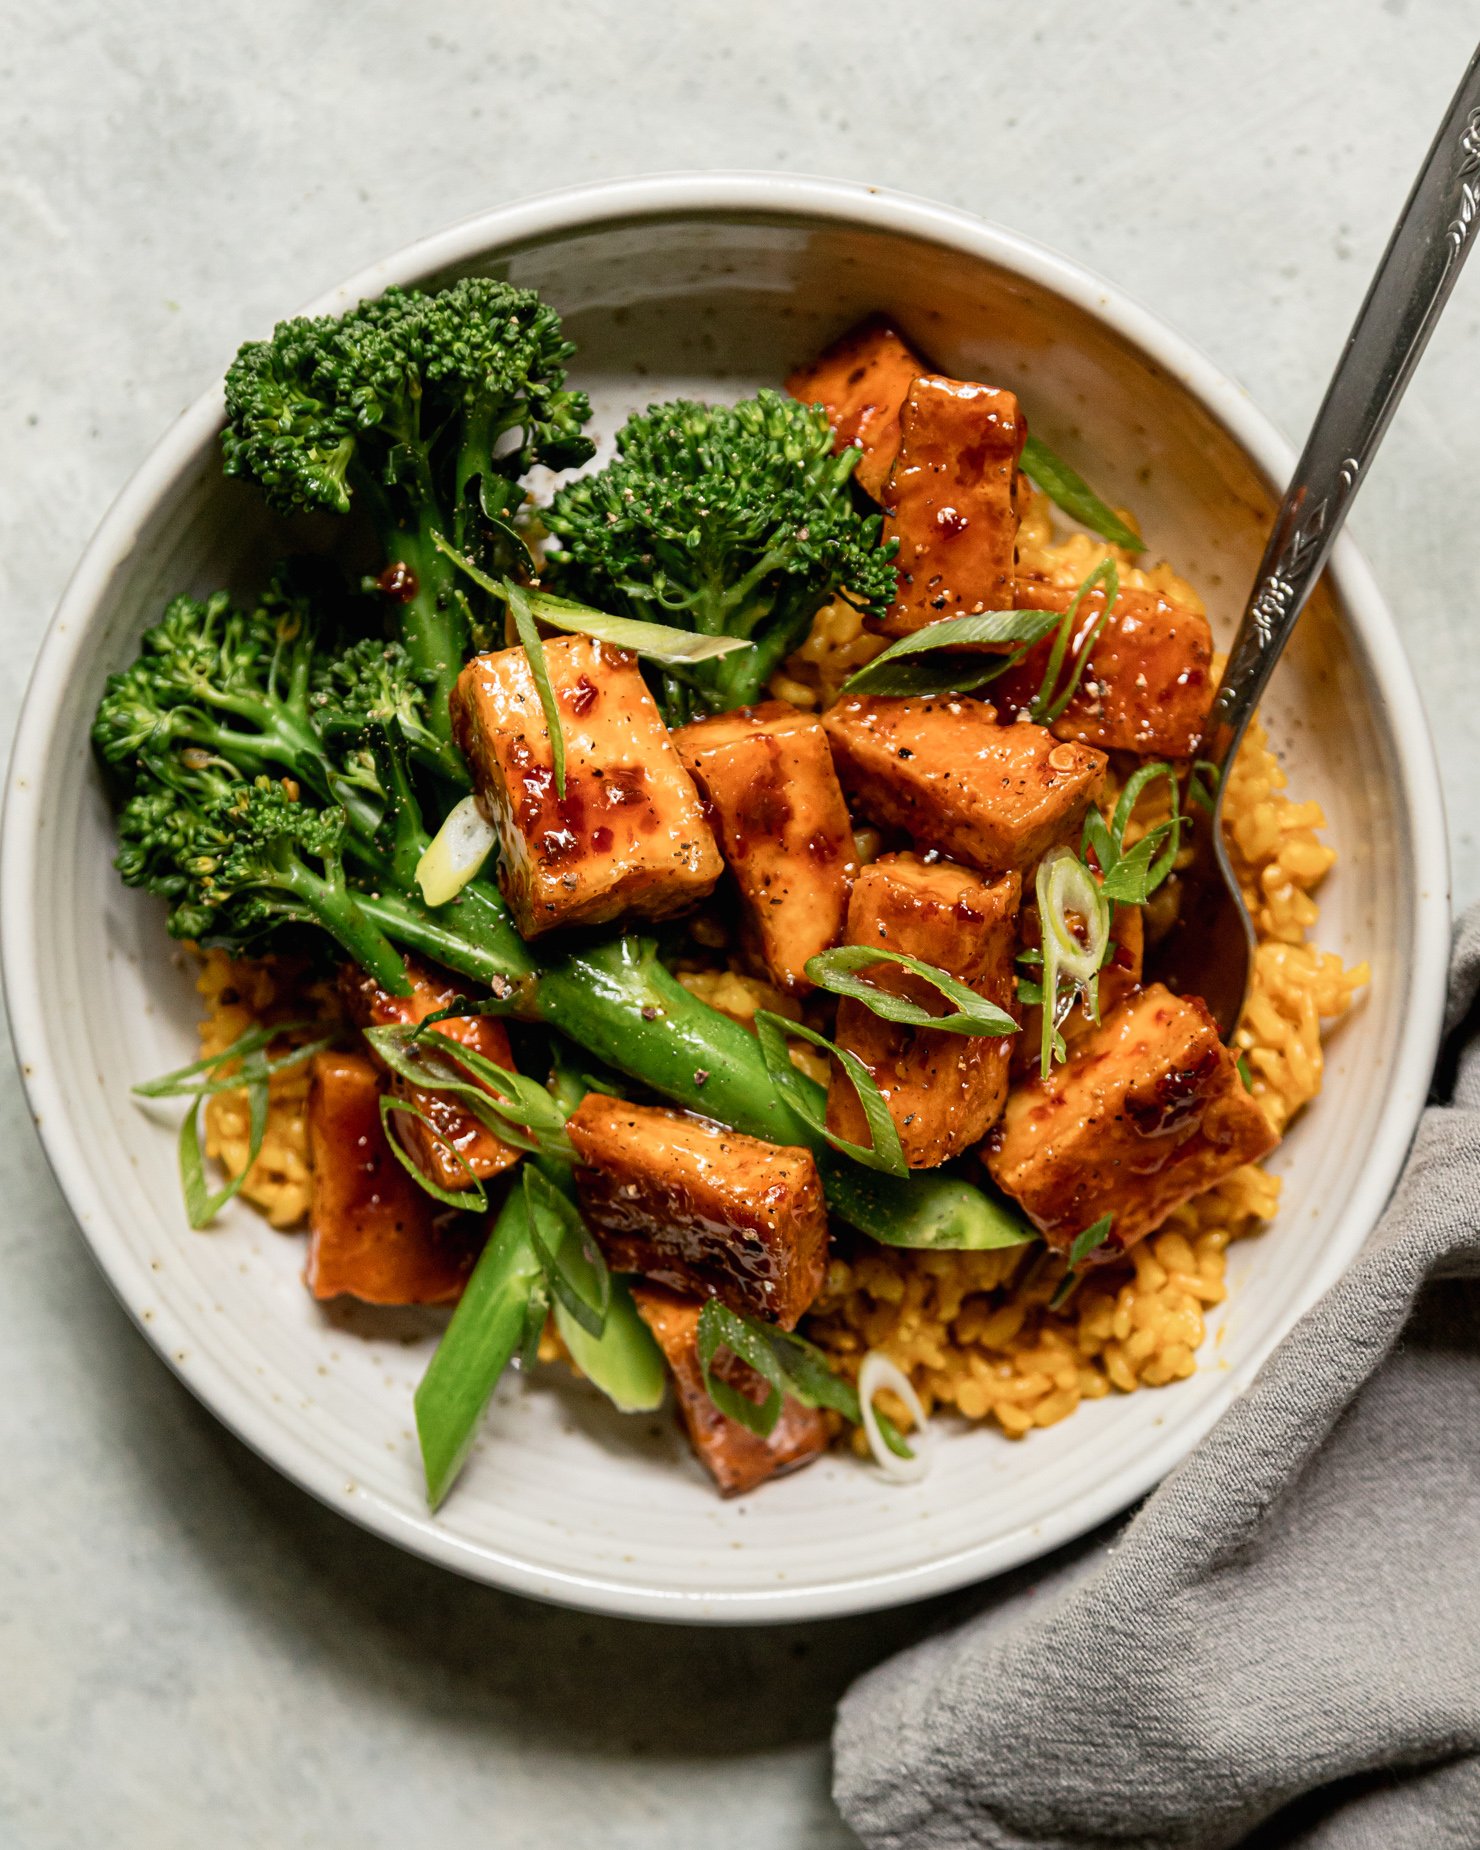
93, 574, 326, 788
117, 763, 409, 994
221, 277, 595, 735
542, 390, 896, 720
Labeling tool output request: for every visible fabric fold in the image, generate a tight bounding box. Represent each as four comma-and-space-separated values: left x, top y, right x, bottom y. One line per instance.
835, 912, 1480, 1850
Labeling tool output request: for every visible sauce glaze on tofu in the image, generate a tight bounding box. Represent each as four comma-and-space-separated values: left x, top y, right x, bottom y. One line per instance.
994, 574, 1214, 758
985, 983, 1278, 1256
566, 1095, 828, 1329
879, 374, 1025, 638
674, 700, 856, 994
340, 956, 522, 1193
305, 1051, 481, 1305
632, 1286, 829, 1496
785, 316, 923, 500
828, 855, 1021, 1166
824, 693, 1107, 876
450, 635, 723, 938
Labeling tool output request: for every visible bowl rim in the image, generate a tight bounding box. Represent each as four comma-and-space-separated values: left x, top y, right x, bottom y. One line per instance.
1, 170, 1452, 1622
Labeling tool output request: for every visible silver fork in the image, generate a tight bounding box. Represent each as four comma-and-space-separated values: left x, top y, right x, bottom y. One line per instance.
1151, 44, 1480, 1037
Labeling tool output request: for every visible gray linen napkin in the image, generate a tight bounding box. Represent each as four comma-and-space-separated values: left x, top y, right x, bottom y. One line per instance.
835, 909, 1480, 1850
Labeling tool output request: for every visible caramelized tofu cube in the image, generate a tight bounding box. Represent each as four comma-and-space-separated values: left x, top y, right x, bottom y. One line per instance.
994, 575, 1214, 758
340, 957, 521, 1194
823, 694, 1107, 876
566, 1095, 827, 1329
632, 1286, 828, 1496
785, 316, 925, 500
879, 374, 1026, 639
985, 983, 1278, 1256
305, 1051, 480, 1304
673, 701, 855, 994
450, 636, 722, 939
828, 855, 1021, 1165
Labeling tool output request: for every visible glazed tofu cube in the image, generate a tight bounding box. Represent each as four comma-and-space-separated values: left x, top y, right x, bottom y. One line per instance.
828, 855, 1021, 1165
566, 1095, 828, 1329
985, 983, 1278, 1256
306, 1051, 482, 1304
340, 957, 521, 1194
632, 1286, 828, 1497
786, 316, 924, 499
878, 374, 1026, 639
450, 636, 722, 939
823, 694, 1106, 876
993, 575, 1215, 758
673, 701, 855, 994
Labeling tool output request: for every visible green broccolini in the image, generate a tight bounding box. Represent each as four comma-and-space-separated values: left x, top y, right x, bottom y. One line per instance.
116, 762, 410, 996
221, 277, 595, 736
542, 390, 897, 722
94, 574, 532, 996
97, 280, 1031, 1257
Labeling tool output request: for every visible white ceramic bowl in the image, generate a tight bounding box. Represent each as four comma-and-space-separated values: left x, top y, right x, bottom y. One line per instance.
2, 174, 1450, 1622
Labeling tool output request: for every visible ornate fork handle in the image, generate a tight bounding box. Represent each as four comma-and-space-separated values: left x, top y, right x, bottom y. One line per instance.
1206, 50, 1480, 772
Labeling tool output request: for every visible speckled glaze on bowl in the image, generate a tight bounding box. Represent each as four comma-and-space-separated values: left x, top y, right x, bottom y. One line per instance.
1, 174, 1449, 1622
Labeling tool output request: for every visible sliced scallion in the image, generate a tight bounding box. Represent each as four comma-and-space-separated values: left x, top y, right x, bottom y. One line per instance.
1032, 558, 1119, 725
1036, 846, 1111, 1078
1049, 1212, 1115, 1310
506, 579, 567, 801
1081, 761, 1183, 908
752, 1009, 908, 1177
514, 588, 753, 665
415, 794, 498, 908
364, 1023, 573, 1163
1020, 434, 1143, 553
134, 1022, 333, 1230
414, 1184, 545, 1508
696, 1301, 917, 1468
857, 1351, 931, 1482
376, 1092, 489, 1213
840, 607, 1062, 699
522, 1164, 611, 1340
695, 1300, 787, 1435
430, 529, 750, 664
804, 945, 1017, 1038
1188, 758, 1222, 815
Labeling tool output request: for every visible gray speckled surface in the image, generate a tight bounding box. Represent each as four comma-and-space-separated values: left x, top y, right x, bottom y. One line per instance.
3, 3, 1479, 1845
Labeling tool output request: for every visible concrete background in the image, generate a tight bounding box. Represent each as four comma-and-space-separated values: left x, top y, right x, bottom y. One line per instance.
3, 3, 1478, 1845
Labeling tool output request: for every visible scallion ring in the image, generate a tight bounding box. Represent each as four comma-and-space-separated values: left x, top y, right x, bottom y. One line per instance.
1040, 846, 1110, 984
1036, 846, 1110, 1076
857, 1352, 931, 1483
415, 794, 498, 908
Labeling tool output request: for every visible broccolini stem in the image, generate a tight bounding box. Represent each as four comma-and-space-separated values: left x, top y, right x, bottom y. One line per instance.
532, 939, 1031, 1251
356, 475, 469, 742
394, 516, 468, 739
353, 889, 536, 999
343, 888, 1029, 1251
280, 864, 411, 997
